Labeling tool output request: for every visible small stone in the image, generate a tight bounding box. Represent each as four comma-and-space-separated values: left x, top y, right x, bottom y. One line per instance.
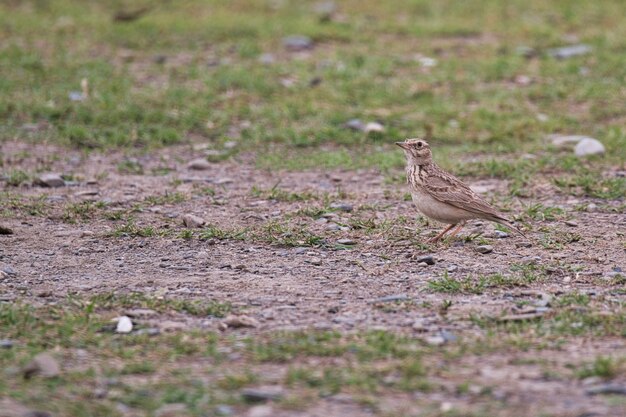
224, 315, 260, 328
187, 158, 211, 170
155, 403, 188, 417
548, 134, 589, 147
329, 202, 353, 212
476, 245, 493, 254
115, 316, 133, 333
294, 247, 308, 254
548, 44, 592, 59
134, 328, 160, 336
364, 121, 384, 133
447, 265, 458, 273
0, 226, 13, 235
585, 383, 626, 396
258, 53, 275, 65
182, 213, 206, 228
0, 339, 14, 349
337, 238, 356, 245
575, 138, 605, 157
68, 91, 85, 101
344, 119, 365, 131
282, 35, 313, 51
23, 353, 60, 379
241, 386, 284, 403
440, 330, 457, 342
306, 257, 322, 266
36, 173, 65, 188
247, 405, 274, 417
125, 308, 157, 318
565, 220, 578, 227
1, 265, 17, 277
494, 230, 509, 238
215, 405, 234, 416
425, 335, 446, 346
415, 255, 435, 265
514, 75, 532, 85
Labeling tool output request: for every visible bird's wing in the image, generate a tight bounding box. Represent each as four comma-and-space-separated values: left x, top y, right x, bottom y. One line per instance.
424, 169, 507, 220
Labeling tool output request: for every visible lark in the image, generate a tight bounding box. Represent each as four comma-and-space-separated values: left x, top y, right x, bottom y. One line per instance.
396, 138, 526, 243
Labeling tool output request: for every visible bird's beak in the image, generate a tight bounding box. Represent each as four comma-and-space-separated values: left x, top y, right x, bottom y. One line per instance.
395, 142, 409, 150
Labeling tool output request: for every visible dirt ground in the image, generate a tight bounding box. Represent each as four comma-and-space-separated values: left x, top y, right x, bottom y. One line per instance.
2, 140, 626, 417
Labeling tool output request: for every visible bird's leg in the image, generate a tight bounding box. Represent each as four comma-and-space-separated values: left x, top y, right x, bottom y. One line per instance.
428, 223, 457, 243
447, 221, 466, 240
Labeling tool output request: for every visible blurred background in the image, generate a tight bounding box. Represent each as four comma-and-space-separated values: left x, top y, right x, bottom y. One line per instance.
0, 0, 624, 186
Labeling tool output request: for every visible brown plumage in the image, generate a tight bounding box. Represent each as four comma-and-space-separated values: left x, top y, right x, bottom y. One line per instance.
396, 138, 527, 242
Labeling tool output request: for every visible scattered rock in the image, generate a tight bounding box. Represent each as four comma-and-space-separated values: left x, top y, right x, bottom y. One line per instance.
440, 330, 457, 342
215, 405, 234, 416
155, 403, 189, 417
182, 213, 206, 228
476, 245, 493, 254
344, 119, 365, 131
134, 328, 161, 336
0, 339, 14, 349
494, 230, 509, 238
68, 91, 85, 101
223, 315, 260, 329
329, 202, 353, 212
575, 138, 605, 157
415, 55, 437, 67
115, 316, 133, 333
337, 238, 356, 245
0, 226, 13, 235
565, 220, 578, 227
258, 53, 275, 65
306, 257, 322, 266
585, 383, 626, 396
187, 158, 211, 170
548, 44, 592, 59
370, 294, 409, 304
241, 386, 284, 403
425, 335, 446, 346
23, 353, 60, 379
159, 321, 188, 332
447, 265, 458, 273
282, 35, 313, 51
364, 121, 385, 133
36, 173, 65, 188
1, 265, 17, 277
415, 255, 435, 265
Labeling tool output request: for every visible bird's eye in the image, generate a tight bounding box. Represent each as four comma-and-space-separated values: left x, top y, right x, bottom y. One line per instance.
416, 141, 423, 148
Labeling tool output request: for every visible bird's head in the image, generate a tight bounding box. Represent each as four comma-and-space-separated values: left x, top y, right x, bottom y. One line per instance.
395, 138, 432, 166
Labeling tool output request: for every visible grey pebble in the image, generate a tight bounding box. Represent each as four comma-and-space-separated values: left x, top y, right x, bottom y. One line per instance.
1, 265, 17, 277
415, 255, 435, 265
476, 245, 493, 254
36, 173, 65, 188
306, 257, 322, 266
215, 405, 234, 416
329, 202, 353, 212
241, 387, 284, 402
187, 158, 211, 170
0, 339, 14, 349
548, 44, 592, 59
282, 35, 313, 51
337, 238, 356, 245
585, 383, 626, 396
494, 230, 509, 238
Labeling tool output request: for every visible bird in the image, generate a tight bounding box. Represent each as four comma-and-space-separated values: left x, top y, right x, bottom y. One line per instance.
396, 138, 527, 243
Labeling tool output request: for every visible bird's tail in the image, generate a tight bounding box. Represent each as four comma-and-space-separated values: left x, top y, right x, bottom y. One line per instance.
492, 217, 530, 241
